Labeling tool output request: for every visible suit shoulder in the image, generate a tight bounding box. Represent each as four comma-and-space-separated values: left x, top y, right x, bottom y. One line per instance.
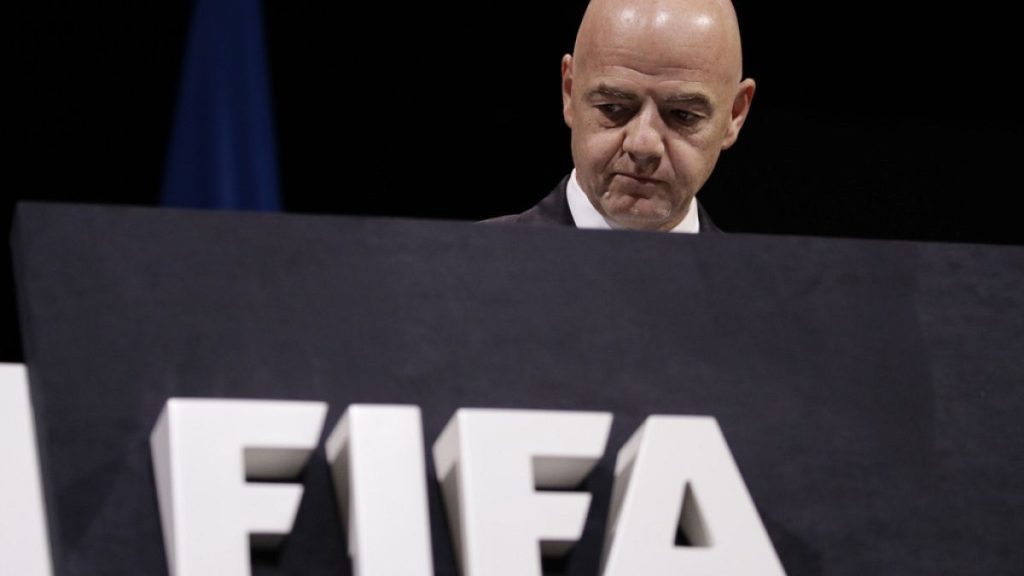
479, 175, 574, 227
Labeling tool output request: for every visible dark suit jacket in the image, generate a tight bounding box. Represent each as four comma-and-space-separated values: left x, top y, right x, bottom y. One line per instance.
485, 174, 721, 233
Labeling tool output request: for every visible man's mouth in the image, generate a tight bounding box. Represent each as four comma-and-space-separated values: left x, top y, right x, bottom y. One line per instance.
616, 173, 661, 185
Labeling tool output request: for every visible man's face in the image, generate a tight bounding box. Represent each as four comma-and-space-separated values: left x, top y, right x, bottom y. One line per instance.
562, 6, 753, 231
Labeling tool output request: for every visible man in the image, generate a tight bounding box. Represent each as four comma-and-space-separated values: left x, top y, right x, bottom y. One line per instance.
489, 0, 755, 233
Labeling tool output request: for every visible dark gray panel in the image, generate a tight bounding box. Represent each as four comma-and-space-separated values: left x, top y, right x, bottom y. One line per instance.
12, 203, 1024, 575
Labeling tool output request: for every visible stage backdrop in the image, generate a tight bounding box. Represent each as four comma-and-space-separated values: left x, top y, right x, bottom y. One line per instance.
12, 203, 1024, 575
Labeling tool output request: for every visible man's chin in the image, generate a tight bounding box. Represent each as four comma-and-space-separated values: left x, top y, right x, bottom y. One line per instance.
600, 199, 677, 231
603, 209, 676, 231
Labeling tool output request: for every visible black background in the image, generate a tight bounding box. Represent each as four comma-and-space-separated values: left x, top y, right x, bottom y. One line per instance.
6, 1, 1022, 361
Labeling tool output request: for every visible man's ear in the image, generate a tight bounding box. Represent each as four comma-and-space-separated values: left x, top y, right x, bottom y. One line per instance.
721, 78, 756, 150
561, 54, 574, 129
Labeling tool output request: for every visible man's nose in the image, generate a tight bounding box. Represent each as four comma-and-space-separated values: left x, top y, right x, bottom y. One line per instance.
622, 104, 664, 173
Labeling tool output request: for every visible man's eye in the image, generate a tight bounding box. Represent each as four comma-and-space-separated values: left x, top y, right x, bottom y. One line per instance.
597, 103, 629, 118
671, 110, 700, 124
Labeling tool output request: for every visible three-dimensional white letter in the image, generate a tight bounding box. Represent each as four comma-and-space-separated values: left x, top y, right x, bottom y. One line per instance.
150, 398, 327, 576
600, 416, 785, 576
433, 408, 612, 576
0, 363, 54, 576
325, 404, 434, 576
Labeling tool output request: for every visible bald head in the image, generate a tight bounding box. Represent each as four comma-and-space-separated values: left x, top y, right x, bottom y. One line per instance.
574, 0, 744, 84
560, 0, 755, 231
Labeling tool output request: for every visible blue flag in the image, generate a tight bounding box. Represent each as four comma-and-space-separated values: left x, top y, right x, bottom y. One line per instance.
161, 0, 280, 211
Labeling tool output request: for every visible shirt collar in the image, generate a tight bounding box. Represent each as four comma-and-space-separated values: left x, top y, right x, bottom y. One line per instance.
566, 169, 700, 233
